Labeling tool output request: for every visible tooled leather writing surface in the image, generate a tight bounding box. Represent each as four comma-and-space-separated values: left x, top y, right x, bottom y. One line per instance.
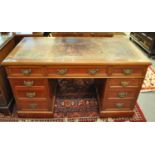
2, 36, 151, 65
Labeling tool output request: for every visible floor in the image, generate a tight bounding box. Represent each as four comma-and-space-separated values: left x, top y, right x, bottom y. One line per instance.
130, 39, 155, 122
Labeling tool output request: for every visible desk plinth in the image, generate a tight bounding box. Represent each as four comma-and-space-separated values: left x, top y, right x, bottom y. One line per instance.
2, 37, 151, 118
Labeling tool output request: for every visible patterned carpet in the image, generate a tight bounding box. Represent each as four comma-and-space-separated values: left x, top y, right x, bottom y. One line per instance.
141, 66, 155, 92
0, 103, 146, 122
0, 79, 146, 122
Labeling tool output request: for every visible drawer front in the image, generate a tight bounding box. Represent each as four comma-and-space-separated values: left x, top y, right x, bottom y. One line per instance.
14, 87, 48, 99
7, 66, 44, 77
102, 99, 135, 111
106, 88, 139, 99
110, 66, 146, 77
16, 99, 50, 111
47, 66, 107, 77
11, 79, 46, 87
108, 78, 143, 88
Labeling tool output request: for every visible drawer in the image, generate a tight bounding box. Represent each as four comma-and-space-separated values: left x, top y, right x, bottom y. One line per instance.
16, 99, 50, 111
47, 66, 107, 77
102, 99, 135, 111
110, 66, 146, 77
10, 79, 46, 87
14, 87, 48, 99
7, 66, 45, 77
106, 88, 139, 99
108, 78, 143, 88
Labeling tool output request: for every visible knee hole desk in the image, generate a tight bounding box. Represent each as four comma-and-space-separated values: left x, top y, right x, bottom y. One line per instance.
2, 36, 151, 118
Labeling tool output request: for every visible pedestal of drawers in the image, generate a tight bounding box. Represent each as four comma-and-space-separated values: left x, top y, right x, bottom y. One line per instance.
99, 78, 144, 117
96, 65, 147, 117
9, 78, 54, 118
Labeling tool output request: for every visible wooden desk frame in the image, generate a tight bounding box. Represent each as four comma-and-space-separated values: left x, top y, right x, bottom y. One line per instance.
2, 37, 151, 118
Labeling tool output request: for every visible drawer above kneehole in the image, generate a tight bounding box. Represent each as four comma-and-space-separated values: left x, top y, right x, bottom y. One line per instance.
46, 66, 108, 77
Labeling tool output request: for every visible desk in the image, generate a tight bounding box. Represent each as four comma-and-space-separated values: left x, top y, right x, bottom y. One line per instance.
2, 36, 151, 118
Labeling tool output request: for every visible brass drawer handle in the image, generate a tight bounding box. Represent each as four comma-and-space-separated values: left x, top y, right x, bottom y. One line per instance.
115, 103, 124, 108
21, 69, 32, 75
28, 103, 38, 109
120, 81, 129, 87
57, 69, 68, 75
23, 81, 34, 87
118, 92, 127, 98
26, 92, 36, 98
123, 69, 133, 75
88, 69, 99, 75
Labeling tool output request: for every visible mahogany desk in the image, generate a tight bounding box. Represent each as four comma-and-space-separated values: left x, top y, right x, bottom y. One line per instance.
2, 36, 151, 118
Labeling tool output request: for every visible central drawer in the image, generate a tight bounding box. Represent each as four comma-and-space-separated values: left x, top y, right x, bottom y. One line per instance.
14, 87, 48, 99
46, 66, 107, 77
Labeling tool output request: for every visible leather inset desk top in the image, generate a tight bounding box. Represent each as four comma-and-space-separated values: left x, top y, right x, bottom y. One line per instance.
2, 36, 151, 66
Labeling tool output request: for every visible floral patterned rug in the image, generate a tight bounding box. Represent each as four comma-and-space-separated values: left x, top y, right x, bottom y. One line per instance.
141, 66, 155, 92
0, 103, 146, 122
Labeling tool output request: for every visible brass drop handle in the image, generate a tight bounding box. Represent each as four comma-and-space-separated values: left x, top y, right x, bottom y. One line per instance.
115, 103, 124, 108
123, 69, 133, 75
23, 81, 34, 87
28, 103, 38, 109
118, 92, 127, 98
120, 81, 129, 87
26, 92, 36, 98
57, 69, 68, 75
88, 69, 99, 75
21, 69, 32, 75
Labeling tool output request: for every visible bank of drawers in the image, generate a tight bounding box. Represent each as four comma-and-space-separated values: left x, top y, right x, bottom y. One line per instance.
10, 78, 51, 111
6, 65, 146, 78
102, 78, 144, 111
